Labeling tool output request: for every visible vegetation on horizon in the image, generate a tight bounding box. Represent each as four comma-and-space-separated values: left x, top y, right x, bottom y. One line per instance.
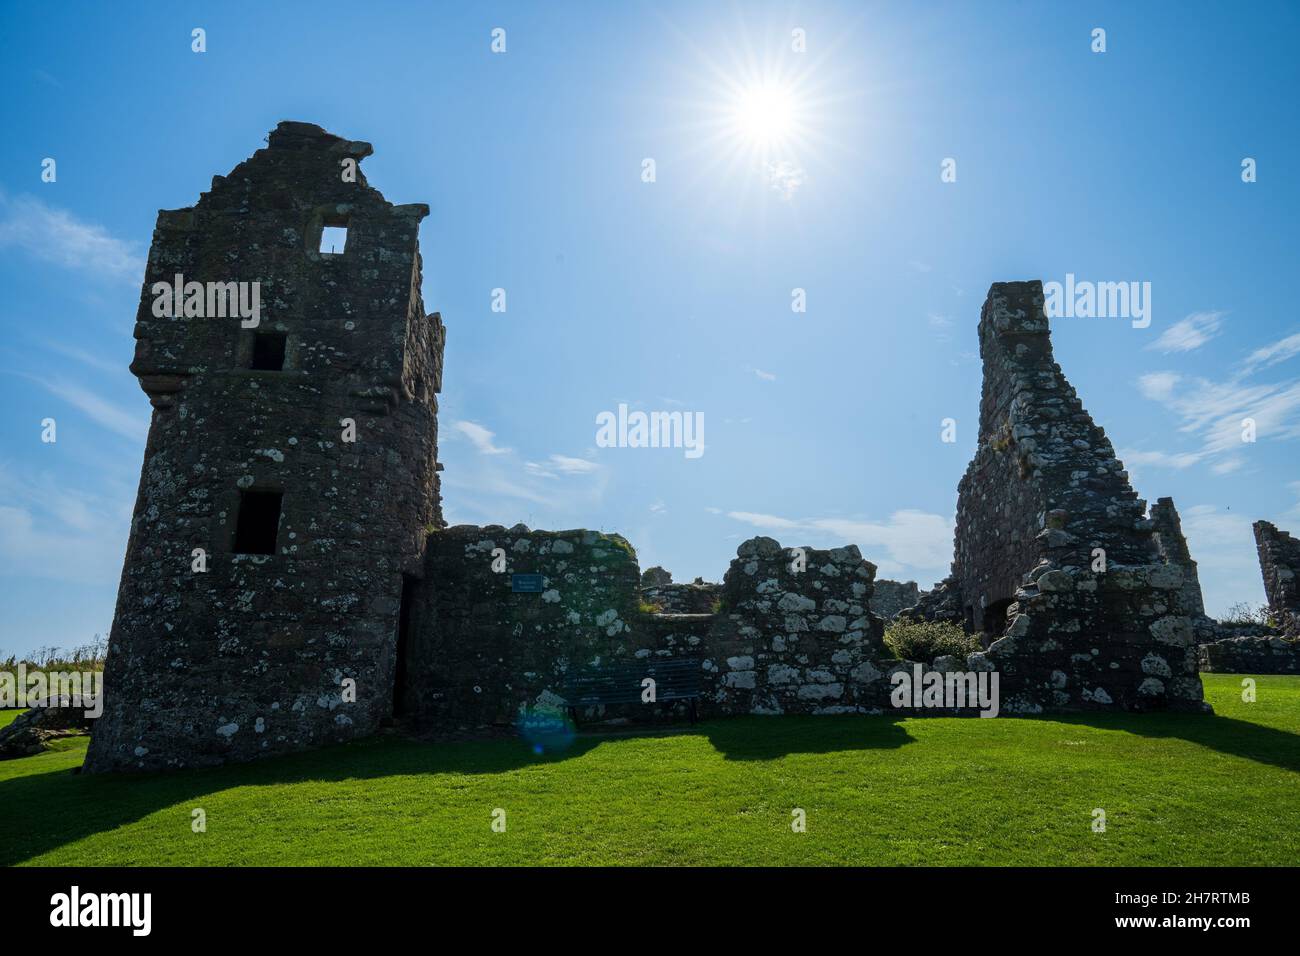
1, 636, 107, 678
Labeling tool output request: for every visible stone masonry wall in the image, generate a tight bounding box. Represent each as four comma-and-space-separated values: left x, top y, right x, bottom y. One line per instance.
1151, 497, 1206, 618
1253, 520, 1300, 636
870, 580, 920, 621
405, 531, 908, 728
698, 537, 892, 716
945, 282, 1207, 713
1199, 633, 1299, 674
85, 122, 444, 772
641, 581, 721, 614
402, 525, 642, 730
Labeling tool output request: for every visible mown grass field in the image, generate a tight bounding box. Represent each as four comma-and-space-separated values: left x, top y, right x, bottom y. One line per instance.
2, 674, 1298, 866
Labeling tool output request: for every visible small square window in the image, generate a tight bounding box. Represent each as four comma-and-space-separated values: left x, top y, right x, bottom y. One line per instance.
250, 332, 287, 371
319, 225, 348, 255
233, 490, 282, 555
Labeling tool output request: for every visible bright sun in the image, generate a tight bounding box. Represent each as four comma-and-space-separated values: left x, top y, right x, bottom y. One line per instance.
730, 81, 798, 147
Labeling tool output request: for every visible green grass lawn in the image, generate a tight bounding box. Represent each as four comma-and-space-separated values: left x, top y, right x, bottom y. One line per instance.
2, 674, 1297, 866
0, 710, 23, 730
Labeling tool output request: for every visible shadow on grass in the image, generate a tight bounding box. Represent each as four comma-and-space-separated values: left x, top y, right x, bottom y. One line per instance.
701, 714, 914, 760
2, 707, 1297, 865
1046, 710, 1300, 775
0, 732, 604, 866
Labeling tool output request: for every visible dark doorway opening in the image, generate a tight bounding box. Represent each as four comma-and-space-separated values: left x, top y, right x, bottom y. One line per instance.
233, 489, 282, 554
982, 598, 1014, 638
250, 332, 287, 370
393, 574, 417, 717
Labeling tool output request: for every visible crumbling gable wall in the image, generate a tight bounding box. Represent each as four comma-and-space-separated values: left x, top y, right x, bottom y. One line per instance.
1253, 521, 1300, 636
85, 122, 444, 772
1151, 497, 1206, 619
948, 282, 1207, 713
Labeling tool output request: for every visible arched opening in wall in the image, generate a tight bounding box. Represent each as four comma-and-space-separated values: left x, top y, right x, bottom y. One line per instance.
392, 574, 417, 718
982, 598, 1014, 640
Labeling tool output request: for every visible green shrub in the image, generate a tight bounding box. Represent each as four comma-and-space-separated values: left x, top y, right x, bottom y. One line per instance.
883, 620, 979, 663
1220, 602, 1272, 626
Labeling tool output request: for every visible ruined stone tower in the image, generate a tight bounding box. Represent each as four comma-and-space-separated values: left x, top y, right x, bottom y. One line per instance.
84, 122, 445, 772
915, 281, 1207, 713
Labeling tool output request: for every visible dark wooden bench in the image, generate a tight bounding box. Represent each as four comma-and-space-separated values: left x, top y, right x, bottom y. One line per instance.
563, 656, 702, 725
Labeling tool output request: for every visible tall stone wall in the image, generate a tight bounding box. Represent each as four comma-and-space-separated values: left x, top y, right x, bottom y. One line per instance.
85, 122, 444, 772
1253, 521, 1300, 636
402, 526, 642, 729
1151, 497, 1206, 618
944, 281, 1206, 713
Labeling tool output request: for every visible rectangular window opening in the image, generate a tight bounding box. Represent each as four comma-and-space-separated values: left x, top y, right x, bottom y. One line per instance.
233, 489, 283, 555
319, 224, 348, 255
250, 332, 287, 371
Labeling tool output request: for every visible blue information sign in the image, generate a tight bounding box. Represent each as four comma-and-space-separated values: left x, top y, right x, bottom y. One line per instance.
511, 573, 544, 593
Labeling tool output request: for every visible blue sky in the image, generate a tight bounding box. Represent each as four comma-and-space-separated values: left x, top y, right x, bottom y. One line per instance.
2, 1, 1298, 656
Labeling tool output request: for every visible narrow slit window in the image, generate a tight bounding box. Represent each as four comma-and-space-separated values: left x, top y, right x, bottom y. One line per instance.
233, 490, 282, 555
250, 332, 287, 371
319, 224, 348, 255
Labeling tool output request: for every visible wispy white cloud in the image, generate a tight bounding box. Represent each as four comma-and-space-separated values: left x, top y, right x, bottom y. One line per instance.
443, 417, 608, 526
523, 454, 599, 479
1146, 311, 1224, 354
22, 374, 148, 443
0, 193, 143, 281
726, 510, 800, 530
753, 368, 776, 382
549, 454, 598, 474
1241, 330, 1300, 373
1210, 457, 1244, 475
452, 420, 509, 455
1136, 364, 1300, 466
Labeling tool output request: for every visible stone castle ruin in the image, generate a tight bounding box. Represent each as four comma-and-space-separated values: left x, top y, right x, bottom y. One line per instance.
904, 282, 1207, 713
81, 124, 1296, 771
85, 123, 445, 772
